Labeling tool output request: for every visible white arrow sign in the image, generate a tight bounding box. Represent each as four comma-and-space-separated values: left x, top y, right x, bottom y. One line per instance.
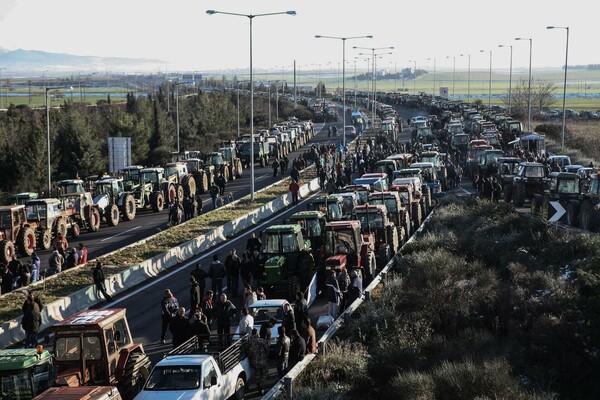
548, 201, 566, 222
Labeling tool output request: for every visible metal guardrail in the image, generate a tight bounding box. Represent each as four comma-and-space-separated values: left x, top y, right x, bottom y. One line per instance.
262, 207, 437, 399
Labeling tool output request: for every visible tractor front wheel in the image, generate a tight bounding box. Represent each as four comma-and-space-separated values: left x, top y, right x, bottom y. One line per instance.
117, 352, 151, 400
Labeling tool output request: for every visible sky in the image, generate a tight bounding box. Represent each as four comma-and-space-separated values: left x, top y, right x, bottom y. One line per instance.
0, 0, 597, 74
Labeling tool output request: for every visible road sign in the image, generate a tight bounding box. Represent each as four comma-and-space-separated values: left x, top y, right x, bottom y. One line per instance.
548, 201, 566, 222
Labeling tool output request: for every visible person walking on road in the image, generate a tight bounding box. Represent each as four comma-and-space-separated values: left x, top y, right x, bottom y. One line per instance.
243, 284, 257, 309
238, 307, 254, 336
209, 254, 226, 296
92, 261, 112, 302
214, 293, 237, 349
288, 329, 306, 369
289, 180, 300, 206
216, 173, 227, 196
160, 289, 179, 344
246, 328, 270, 395
347, 270, 363, 305
30, 253, 40, 284
77, 243, 88, 265
209, 182, 220, 209
272, 158, 279, 177
200, 290, 214, 325
190, 262, 208, 299
189, 276, 201, 313
225, 249, 241, 298
246, 233, 262, 253
326, 270, 341, 319
169, 307, 189, 349
293, 291, 308, 329
290, 166, 300, 183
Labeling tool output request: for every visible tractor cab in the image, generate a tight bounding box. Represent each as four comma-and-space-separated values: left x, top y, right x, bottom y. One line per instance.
341, 185, 370, 205
305, 195, 344, 221
57, 180, 85, 196
324, 220, 366, 271
386, 154, 414, 171
7, 192, 39, 205
0, 347, 53, 399
354, 204, 399, 272
353, 173, 389, 192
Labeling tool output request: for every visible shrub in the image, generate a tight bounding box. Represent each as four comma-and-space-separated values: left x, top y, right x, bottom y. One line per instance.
386, 370, 434, 400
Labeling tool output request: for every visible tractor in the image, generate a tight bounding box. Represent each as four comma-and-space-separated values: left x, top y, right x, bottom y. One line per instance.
59, 192, 102, 235
0, 347, 53, 399
341, 184, 371, 205
163, 162, 197, 200
531, 172, 583, 224
368, 191, 411, 243
182, 159, 212, 195
0, 205, 38, 264
354, 204, 400, 270
305, 195, 344, 222
121, 166, 159, 212
324, 220, 377, 282
52, 308, 151, 400
219, 144, 243, 180
93, 178, 136, 226
577, 172, 600, 231
391, 176, 425, 230
289, 211, 327, 278
494, 157, 521, 202
511, 162, 549, 207
261, 225, 315, 300
25, 199, 71, 247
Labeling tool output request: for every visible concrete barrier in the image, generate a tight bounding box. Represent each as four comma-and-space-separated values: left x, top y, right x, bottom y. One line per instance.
0, 176, 320, 349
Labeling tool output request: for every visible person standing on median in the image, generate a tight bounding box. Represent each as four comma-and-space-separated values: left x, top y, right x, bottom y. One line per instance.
289, 180, 300, 206
209, 181, 220, 209
92, 261, 112, 303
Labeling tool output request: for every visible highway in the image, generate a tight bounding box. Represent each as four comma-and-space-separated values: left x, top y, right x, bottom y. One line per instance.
21, 121, 331, 276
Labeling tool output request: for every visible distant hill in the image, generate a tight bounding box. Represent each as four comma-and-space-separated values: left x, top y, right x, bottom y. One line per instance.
0, 48, 166, 74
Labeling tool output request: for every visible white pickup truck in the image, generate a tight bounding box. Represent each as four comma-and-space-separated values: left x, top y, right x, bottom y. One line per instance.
134, 335, 251, 400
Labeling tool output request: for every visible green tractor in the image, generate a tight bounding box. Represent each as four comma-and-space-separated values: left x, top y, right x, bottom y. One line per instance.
0, 347, 53, 400
305, 195, 344, 222
261, 224, 315, 300
532, 172, 583, 224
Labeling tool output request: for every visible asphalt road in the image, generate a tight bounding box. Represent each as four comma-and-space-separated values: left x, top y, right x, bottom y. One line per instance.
21, 121, 339, 276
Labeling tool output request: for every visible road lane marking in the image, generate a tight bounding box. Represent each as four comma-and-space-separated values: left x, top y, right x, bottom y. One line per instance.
100, 226, 141, 242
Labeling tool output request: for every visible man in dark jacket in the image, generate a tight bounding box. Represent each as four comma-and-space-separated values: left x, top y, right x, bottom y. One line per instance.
214, 293, 237, 349
92, 261, 112, 302
288, 329, 306, 368
283, 303, 296, 335
190, 263, 208, 299
246, 328, 270, 395
160, 289, 179, 344
189, 276, 201, 313
21, 292, 42, 348
216, 173, 226, 196
326, 270, 340, 319
169, 307, 189, 349
209, 254, 226, 296
210, 182, 220, 209
347, 270, 363, 305
274, 326, 290, 378
293, 291, 308, 328
224, 249, 241, 298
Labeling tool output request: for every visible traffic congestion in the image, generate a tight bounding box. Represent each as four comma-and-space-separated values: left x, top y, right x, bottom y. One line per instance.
1, 87, 596, 400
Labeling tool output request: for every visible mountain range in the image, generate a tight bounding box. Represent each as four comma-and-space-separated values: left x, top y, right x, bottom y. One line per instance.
0, 48, 167, 75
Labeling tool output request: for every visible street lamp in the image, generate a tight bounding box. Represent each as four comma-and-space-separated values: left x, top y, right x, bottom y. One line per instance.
498, 44, 513, 114
446, 56, 457, 98
354, 46, 392, 121
480, 49, 492, 107
207, 9, 296, 202
515, 37, 533, 132
465, 54, 471, 103
427, 58, 436, 97
547, 26, 569, 151
408, 60, 417, 95
172, 80, 182, 153
316, 35, 373, 149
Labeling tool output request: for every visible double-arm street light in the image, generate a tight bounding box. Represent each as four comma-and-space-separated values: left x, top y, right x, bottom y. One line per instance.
207, 9, 296, 202
498, 44, 513, 114
354, 46, 393, 125
515, 37, 533, 132
316, 35, 373, 150
480, 49, 493, 107
547, 26, 570, 151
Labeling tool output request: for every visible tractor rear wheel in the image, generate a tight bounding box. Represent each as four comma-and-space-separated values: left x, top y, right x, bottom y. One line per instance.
580, 201, 593, 231
176, 185, 185, 202
567, 203, 579, 227
70, 223, 80, 239
503, 184, 512, 203
38, 229, 52, 250
151, 192, 164, 212
105, 204, 120, 227
167, 184, 177, 203
17, 227, 36, 257
288, 275, 299, 301
589, 206, 600, 233
514, 184, 526, 207
87, 208, 101, 232
182, 175, 196, 197
55, 219, 68, 238
0, 240, 15, 264
122, 195, 136, 221
118, 352, 151, 400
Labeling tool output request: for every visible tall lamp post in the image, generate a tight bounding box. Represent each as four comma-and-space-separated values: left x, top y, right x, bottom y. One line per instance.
316, 35, 373, 150
547, 26, 569, 151
173, 81, 181, 153
446, 55, 457, 98
427, 58, 436, 97
465, 53, 471, 103
207, 9, 296, 202
498, 44, 513, 114
45, 86, 71, 194
515, 37, 533, 132
480, 49, 493, 107
408, 60, 417, 95
354, 46, 393, 120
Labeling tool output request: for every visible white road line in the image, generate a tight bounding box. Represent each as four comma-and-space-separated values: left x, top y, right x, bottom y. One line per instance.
102, 191, 321, 308
100, 226, 142, 243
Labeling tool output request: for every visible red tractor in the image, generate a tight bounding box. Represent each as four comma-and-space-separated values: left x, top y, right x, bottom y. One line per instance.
0, 205, 37, 264
323, 220, 377, 281
354, 204, 400, 271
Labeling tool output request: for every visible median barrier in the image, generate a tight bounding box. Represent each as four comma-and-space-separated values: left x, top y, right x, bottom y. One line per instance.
0, 174, 320, 349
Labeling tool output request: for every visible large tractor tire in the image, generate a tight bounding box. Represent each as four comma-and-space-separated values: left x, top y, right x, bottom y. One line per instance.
288, 275, 299, 302
411, 202, 422, 230
235, 159, 243, 179
16, 227, 36, 257
0, 240, 15, 265
105, 204, 120, 227
176, 185, 185, 202
182, 175, 196, 197
122, 195, 136, 221
513, 184, 526, 207
70, 223, 80, 239
167, 184, 177, 203
117, 352, 151, 400
151, 192, 164, 212
503, 184, 512, 203
580, 201, 593, 231
55, 218, 68, 238
87, 208, 101, 232
567, 203, 579, 227
197, 173, 209, 194
228, 165, 235, 181
38, 229, 52, 250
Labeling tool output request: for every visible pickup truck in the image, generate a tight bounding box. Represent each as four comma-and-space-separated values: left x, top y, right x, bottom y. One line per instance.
134, 335, 251, 400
